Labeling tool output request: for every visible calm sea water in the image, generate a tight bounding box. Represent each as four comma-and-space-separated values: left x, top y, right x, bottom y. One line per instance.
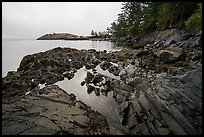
2, 39, 121, 77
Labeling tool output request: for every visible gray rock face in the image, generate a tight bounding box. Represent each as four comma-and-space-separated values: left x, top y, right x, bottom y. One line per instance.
2, 85, 110, 135
180, 65, 202, 89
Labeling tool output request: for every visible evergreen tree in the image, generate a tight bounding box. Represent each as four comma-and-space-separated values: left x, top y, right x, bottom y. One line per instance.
185, 3, 202, 33
157, 2, 180, 30
122, 2, 144, 36
139, 2, 160, 34
94, 31, 98, 37
90, 30, 95, 36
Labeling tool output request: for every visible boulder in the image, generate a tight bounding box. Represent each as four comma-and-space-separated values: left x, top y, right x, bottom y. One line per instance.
85, 72, 94, 83
136, 50, 149, 57
92, 74, 103, 85
159, 47, 185, 63
87, 84, 95, 94
100, 61, 111, 70
132, 43, 144, 49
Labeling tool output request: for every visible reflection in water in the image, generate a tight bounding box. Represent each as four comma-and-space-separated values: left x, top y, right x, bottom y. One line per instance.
94, 62, 120, 80
55, 66, 122, 128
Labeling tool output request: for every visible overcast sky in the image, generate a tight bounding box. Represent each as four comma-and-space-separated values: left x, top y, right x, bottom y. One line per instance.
2, 2, 123, 39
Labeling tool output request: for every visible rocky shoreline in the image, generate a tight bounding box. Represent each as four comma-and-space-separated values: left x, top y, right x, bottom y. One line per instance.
2, 30, 202, 135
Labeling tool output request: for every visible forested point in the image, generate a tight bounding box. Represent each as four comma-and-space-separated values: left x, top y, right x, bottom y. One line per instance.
91, 2, 202, 38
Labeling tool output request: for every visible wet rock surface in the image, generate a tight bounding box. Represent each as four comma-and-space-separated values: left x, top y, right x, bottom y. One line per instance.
2, 85, 110, 135
2, 30, 202, 135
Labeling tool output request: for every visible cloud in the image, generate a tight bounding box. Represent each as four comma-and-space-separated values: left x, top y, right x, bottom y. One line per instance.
2, 2, 122, 39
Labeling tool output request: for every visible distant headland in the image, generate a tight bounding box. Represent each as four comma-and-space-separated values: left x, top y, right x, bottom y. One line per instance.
37, 33, 112, 41
36, 33, 89, 40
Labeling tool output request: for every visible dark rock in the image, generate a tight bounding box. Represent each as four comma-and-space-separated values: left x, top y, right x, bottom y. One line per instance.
87, 85, 95, 94
132, 43, 144, 49
67, 72, 74, 80
136, 50, 149, 57
92, 74, 103, 85
92, 68, 97, 74
41, 59, 61, 67
18, 54, 35, 71
85, 72, 94, 83
85, 63, 94, 69
100, 61, 111, 70
108, 66, 120, 76
30, 80, 39, 89
94, 88, 100, 96
72, 61, 83, 69
101, 89, 108, 97
81, 81, 86, 86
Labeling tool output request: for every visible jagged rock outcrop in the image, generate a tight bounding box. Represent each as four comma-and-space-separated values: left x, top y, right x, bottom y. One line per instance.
113, 29, 202, 54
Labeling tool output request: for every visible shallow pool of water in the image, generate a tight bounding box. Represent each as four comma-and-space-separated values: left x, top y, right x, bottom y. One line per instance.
55, 65, 123, 128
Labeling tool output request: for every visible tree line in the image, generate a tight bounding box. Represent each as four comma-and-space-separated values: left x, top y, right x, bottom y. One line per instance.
90, 29, 111, 39
103, 2, 202, 38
